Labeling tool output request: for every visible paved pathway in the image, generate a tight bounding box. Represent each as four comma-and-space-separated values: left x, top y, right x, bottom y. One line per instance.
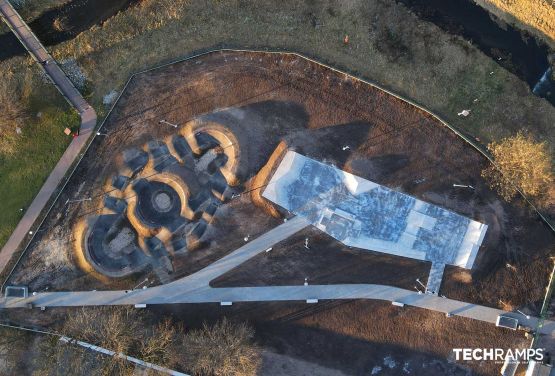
2, 216, 554, 342
0, 0, 97, 275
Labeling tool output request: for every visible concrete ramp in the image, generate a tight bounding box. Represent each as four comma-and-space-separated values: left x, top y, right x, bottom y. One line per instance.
426, 262, 445, 294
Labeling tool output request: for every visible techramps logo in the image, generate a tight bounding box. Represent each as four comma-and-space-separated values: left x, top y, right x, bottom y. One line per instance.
452, 348, 544, 363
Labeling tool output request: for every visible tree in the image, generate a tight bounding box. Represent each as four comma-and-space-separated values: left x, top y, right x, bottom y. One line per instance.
34, 307, 139, 376
482, 132, 553, 203
140, 318, 182, 367
181, 318, 260, 376
35, 307, 181, 376
0, 326, 32, 374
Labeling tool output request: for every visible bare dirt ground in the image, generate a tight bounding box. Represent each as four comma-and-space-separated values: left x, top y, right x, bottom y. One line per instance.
260, 350, 348, 376
8, 50, 553, 312
154, 300, 529, 376
4, 51, 552, 375
2, 300, 528, 376
212, 226, 431, 290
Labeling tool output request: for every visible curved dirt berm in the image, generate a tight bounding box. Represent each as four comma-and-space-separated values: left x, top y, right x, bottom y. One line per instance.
179, 119, 241, 186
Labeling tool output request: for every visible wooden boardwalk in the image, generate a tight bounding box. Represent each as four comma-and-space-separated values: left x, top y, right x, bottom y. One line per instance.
0, 0, 97, 277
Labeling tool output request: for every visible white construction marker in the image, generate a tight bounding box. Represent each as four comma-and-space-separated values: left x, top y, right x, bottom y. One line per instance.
457, 109, 471, 117
453, 184, 475, 190
159, 119, 178, 128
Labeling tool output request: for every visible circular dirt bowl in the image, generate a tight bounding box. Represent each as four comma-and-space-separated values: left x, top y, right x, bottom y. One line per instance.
135, 181, 182, 228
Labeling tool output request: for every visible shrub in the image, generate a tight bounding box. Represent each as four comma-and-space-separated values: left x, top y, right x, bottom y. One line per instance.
482, 131, 553, 203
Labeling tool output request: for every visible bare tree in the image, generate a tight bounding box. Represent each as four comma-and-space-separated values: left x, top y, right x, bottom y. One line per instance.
33, 307, 140, 375
35, 306, 184, 375
140, 318, 182, 367
0, 326, 32, 374
482, 131, 553, 204
181, 318, 261, 376
34, 335, 113, 376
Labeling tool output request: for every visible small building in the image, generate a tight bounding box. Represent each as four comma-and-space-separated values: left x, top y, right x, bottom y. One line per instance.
496, 315, 519, 330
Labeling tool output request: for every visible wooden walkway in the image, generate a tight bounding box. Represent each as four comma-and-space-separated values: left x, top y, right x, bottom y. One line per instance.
0, 0, 97, 277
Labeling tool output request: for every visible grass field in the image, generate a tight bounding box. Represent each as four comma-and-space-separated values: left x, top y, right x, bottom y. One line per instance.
49, 0, 555, 147
0, 107, 76, 247
0, 56, 78, 248
1, 0, 554, 246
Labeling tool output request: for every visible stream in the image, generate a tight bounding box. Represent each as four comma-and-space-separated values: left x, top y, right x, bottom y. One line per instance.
397, 0, 554, 105
0, 0, 139, 60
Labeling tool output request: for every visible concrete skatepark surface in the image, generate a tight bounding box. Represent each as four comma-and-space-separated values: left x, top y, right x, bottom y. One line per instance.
0, 7, 551, 370
78, 125, 238, 280
263, 151, 488, 270
7, 51, 553, 312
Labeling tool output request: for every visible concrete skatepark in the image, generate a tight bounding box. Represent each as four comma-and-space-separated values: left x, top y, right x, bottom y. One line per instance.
4, 146, 490, 302
263, 151, 488, 293
77, 121, 239, 281
4, 147, 530, 337
1, 2, 552, 371
1, 46, 553, 376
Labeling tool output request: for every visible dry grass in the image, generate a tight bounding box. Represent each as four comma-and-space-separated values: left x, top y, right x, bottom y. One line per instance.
0, 57, 47, 156
49, 0, 555, 149
0, 66, 26, 156
474, 0, 555, 49
52, 0, 190, 60
0, 325, 33, 374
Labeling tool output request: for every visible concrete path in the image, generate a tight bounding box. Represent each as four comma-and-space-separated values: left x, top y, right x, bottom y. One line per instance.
426, 262, 445, 294
2, 215, 554, 343
0, 0, 97, 275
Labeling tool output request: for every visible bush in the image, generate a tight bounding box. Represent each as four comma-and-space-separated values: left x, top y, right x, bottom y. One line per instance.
36, 307, 182, 376
482, 131, 553, 203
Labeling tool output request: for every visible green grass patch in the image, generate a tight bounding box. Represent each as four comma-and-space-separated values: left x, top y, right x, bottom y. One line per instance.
0, 108, 77, 247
